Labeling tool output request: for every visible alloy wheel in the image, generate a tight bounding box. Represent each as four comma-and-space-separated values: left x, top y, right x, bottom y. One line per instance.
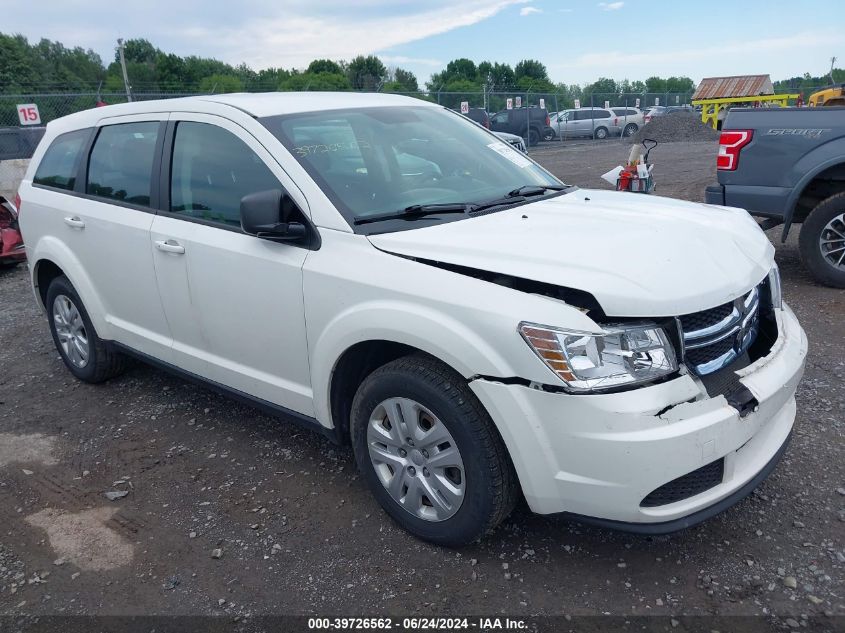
820, 212, 845, 269
53, 294, 89, 368
366, 397, 465, 522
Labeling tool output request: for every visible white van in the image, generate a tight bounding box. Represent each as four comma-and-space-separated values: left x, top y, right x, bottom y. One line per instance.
18, 93, 806, 545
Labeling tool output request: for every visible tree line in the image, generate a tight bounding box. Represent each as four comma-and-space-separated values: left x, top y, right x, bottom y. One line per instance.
1, 32, 841, 108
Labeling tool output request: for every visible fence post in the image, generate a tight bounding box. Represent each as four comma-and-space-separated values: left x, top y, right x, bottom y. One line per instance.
554, 93, 560, 143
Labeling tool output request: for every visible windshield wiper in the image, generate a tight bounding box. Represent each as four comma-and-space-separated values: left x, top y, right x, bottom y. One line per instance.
506, 184, 571, 198
353, 203, 474, 226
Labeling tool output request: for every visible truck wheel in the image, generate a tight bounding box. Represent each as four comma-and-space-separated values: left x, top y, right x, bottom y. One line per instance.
350, 354, 519, 546
528, 128, 540, 146
798, 192, 845, 288
623, 123, 638, 137
45, 275, 128, 382
593, 126, 609, 140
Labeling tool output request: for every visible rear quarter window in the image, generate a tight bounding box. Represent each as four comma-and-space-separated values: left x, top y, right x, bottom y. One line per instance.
33, 129, 91, 191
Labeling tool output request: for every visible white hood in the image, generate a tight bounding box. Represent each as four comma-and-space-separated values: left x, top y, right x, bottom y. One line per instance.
368, 189, 774, 317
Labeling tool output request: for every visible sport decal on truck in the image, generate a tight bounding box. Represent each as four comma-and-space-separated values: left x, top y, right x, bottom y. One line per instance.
764, 128, 830, 139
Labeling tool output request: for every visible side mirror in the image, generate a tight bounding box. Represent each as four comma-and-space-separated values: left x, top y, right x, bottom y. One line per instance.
240, 189, 308, 243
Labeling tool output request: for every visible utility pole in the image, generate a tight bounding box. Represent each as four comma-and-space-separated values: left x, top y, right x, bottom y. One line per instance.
117, 38, 132, 102
831, 56, 838, 85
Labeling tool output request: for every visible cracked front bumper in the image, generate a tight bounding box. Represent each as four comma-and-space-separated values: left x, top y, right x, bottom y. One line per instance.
470, 304, 807, 527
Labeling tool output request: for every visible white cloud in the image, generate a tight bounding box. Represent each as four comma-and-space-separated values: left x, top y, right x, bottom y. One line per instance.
379, 55, 444, 67
520, 6, 542, 15
547, 30, 845, 83
598, 2, 624, 10
165, 0, 531, 70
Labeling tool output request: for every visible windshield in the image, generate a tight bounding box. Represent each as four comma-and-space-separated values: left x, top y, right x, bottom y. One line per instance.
260, 106, 563, 228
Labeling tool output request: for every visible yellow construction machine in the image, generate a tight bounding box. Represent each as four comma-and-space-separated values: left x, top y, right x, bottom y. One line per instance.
807, 84, 845, 107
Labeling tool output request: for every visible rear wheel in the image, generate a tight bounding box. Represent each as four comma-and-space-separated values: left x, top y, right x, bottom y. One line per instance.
46, 275, 128, 382
623, 123, 638, 137
528, 128, 540, 146
350, 354, 518, 546
798, 192, 845, 288
593, 126, 609, 140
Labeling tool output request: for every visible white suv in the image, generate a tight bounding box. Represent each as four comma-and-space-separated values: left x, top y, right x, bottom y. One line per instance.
19, 93, 807, 545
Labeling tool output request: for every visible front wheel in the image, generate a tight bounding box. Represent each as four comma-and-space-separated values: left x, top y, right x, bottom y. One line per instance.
593, 126, 609, 140
798, 192, 845, 288
350, 354, 518, 546
623, 123, 638, 137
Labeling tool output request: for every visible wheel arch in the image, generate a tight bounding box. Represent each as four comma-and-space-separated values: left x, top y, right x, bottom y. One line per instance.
29, 237, 110, 337
311, 302, 522, 437
782, 155, 845, 242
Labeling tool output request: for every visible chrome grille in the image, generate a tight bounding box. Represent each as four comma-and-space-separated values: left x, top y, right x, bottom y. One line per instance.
680, 285, 761, 376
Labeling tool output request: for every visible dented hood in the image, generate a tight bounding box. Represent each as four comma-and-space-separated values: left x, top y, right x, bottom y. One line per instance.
368, 189, 774, 317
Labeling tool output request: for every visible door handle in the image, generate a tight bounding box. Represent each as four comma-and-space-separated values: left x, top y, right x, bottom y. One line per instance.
155, 239, 185, 255
63, 216, 85, 229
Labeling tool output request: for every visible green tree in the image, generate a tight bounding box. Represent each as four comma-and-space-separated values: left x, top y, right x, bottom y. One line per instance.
119, 38, 157, 65
347, 55, 387, 90
514, 59, 548, 81
198, 74, 243, 93
665, 76, 694, 93
444, 58, 477, 82
307, 59, 342, 75
644, 76, 667, 93
393, 68, 418, 92
583, 77, 618, 98
280, 71, 350, 91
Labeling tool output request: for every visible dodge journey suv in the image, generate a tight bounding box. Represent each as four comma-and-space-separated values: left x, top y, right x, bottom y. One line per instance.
19, 93, 807, 546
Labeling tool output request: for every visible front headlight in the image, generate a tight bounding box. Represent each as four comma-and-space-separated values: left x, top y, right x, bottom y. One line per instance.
768, 264, 783, 309
519, 321, 678, 392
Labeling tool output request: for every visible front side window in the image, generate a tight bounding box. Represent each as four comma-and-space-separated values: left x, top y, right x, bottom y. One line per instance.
33, 129, 90, 191
261, 106, 561, 229
170, 122, 280, 227
87, 122, 159, 206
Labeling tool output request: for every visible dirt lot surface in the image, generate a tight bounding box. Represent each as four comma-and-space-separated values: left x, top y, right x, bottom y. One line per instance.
0, 140, 843, 623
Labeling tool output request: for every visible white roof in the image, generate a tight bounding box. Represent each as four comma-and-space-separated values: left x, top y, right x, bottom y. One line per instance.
45, 92, 436, 134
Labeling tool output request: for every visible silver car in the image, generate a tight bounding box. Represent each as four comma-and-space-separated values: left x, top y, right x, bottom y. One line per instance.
610, 107, 644, 137
550, 108, 617, 140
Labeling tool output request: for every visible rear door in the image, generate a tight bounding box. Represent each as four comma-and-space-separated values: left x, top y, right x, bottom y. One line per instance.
34, 115, 173, 359
150, 113, 314, 415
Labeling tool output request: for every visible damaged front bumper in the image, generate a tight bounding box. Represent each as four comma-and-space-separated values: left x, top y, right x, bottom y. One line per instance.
470, 304, 807, 529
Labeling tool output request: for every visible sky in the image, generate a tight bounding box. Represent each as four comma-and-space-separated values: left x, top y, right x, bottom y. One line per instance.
5, 0, 844, 86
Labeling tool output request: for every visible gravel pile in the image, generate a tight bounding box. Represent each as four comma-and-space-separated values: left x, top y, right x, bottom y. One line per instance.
629, 113, 719, 144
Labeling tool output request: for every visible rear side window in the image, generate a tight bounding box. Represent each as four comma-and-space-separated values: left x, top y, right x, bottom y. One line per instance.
33, 129, 90, 191
169, 122, 279, 227
87, 122, 159, 207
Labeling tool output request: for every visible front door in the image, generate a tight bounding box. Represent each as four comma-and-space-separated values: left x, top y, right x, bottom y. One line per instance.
150, 114, 314, 416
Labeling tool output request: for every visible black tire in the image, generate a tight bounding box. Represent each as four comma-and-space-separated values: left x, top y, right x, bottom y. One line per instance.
350, 354, 519, 546
593, 126, 609, 140
528, 128, 540, 146
45, 275, 128, 383
798, 192, 845, 288
623, 123, 638, 137
542, 127, 556, 142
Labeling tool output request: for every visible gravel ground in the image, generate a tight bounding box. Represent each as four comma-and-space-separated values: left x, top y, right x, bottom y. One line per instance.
0, 141, 843, 622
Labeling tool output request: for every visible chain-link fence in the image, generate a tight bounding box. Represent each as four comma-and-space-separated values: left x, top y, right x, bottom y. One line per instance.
0, 85, 828, 157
